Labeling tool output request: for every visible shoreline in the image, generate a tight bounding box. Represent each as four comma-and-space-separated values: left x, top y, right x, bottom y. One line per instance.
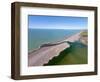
28, 31, 83, 66
28, 31, 82, 54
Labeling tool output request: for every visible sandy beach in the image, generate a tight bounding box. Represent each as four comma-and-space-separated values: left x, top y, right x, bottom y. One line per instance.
28, 32, 82, 66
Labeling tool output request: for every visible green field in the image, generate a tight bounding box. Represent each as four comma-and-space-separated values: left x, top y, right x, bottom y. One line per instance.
44, 41, 88, 66
81, 31, 88, 36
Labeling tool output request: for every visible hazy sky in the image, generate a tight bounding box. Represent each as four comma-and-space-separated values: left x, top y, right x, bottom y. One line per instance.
28, 15, 88, 29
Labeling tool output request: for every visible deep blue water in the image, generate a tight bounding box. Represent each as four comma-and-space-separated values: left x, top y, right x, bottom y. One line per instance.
28, 29, 81, 51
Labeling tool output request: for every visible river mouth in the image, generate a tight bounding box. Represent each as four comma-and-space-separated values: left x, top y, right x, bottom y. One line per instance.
44, 41, 88, 66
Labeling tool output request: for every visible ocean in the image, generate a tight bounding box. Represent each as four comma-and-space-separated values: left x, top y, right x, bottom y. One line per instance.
28, 29, 81, 51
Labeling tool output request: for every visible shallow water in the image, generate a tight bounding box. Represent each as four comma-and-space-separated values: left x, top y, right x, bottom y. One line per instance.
44, 41, 88, 65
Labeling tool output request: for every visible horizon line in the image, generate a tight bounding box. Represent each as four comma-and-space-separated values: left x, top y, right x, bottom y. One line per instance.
28, 28, 87, 30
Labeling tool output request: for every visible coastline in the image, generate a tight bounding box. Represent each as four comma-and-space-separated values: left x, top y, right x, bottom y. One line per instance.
28, 31, 82, 54
28, 31, 83, 66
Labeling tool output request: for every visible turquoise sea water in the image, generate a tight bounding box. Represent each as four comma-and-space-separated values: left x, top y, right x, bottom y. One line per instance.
28, 29, 81, 51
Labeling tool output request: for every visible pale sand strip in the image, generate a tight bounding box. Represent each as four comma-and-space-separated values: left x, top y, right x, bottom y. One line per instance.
28, 32, 81, 66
